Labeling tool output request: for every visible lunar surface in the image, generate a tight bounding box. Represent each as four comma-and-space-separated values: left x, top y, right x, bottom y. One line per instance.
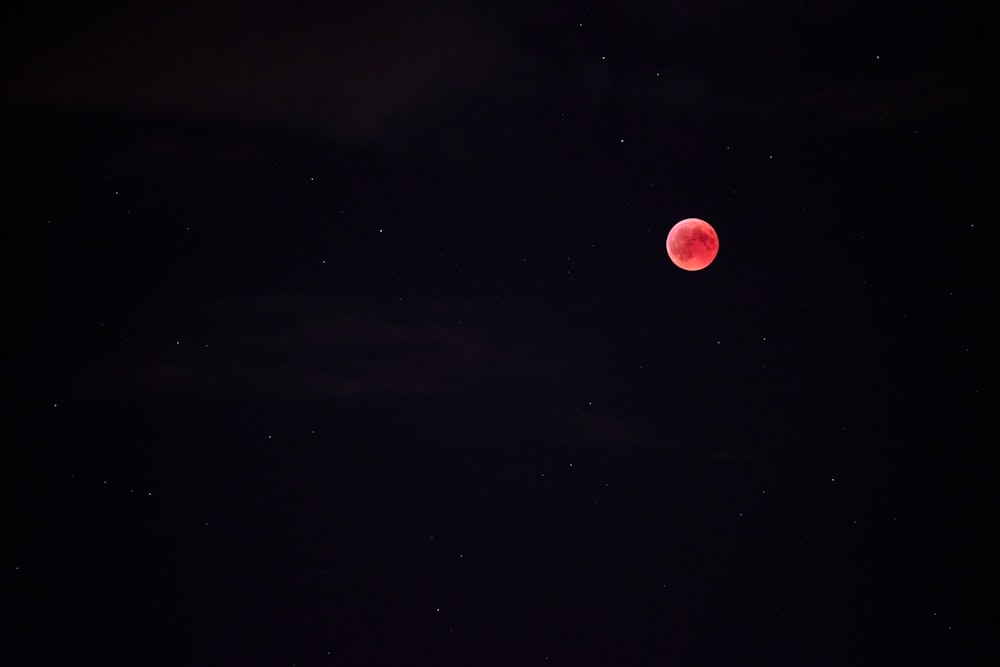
666, 218, 719, 271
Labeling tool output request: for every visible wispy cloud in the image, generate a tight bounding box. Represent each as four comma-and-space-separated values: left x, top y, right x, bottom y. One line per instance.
2, 2, 511, 144
47, 292, 680, 450
75, 294, 532, 401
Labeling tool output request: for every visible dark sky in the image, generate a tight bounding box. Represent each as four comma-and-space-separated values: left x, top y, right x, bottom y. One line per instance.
2, 1, 996, 665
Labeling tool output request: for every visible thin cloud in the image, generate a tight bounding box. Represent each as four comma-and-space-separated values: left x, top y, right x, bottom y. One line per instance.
44, 292, 677, 450
2, 2, 510, 143
74, 294, 530, 401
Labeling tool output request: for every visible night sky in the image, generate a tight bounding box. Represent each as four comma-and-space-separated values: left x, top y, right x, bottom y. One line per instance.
2, 1, 996, 664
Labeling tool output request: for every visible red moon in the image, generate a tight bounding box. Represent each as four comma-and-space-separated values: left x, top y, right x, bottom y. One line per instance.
666, 218, 719, 271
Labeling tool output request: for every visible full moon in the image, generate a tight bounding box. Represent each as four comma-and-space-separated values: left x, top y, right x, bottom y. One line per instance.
666, 218, 719, 271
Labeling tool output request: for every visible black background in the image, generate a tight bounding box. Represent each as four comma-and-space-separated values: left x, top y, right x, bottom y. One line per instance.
2, 1, 996, 664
